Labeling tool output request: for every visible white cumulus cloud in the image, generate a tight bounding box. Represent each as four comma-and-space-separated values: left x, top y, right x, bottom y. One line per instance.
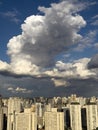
8, 86, 33, 94
0, 60, 10, 71
51, 78, 70, 87
6, 0, 86, 75
45, 58, 96, 79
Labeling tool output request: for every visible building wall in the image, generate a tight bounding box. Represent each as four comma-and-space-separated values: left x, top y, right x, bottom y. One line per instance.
70, 104, 82, 130
15, 109, 37, 130
86, 104, 98, 130
44, 111, 64, 130
7, 97, 22, 130
0, 107, 3, 130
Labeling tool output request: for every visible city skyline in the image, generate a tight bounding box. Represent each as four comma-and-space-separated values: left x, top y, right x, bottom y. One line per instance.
1, 94, 98, 130
0, 0, 98, 97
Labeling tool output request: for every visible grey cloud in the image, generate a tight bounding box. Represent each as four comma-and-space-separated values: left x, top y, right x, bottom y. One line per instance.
0, 74, 56, 97
92, 14, 98, 19
68, 78, 98, 97
0, 9, 21, 23
91, 14, 98, 26
73, 30, 97, 52
94, 43, 98, 49
91, 20, 98, 26
0, 69, 53, 79
0, 70, 33, 78
88, 54, 98, 69
0, 73, 98, 97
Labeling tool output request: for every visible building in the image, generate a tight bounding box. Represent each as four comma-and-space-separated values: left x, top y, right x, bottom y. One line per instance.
86, 103, 98, 130
45, 103, 51, 112
44, 108, 64, 130
0, 95, 3, 130
35, 103, 44, 117
3, 106, 8, 130
0, 107, 3, 130
7, 97, 22, 130
70, 103, 82, 130
15, 108, 37, 130
81, 107, 87, 130
62, 107, 70, 129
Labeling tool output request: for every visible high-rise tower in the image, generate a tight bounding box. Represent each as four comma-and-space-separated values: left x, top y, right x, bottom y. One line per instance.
44, 108, 64, 130
70, 103, 82, 130
86, 102, 98, 130
7, 97, 22, 130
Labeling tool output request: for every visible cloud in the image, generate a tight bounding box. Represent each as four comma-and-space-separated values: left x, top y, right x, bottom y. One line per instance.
0, 72, 98, 97
73, 30, 97, 52
8, 86, 33, 94
7, 87, 14, 91
92, 15, 98, 19
0, 60, 10, 71
94, 43, 98, 49
10, 58, 41, 75
0, 0, 87, 77
0, 60, 41, 77
88, 54, 98, 69
51, 78, 70, 87
91, 20, 98, 26
7, 86, 33, 94
65, 78, 98, 97
6, 0, 86, 73
44, 58, 96, 79
71, 58, 95, 78
63, 53, 71, 58
0, 75, 56, 97
91, 14, 98, 26
0, 9, 21, 23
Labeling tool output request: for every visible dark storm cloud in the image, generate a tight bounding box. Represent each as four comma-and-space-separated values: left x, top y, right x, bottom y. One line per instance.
88, 54, 98, 69
0, 72, 98, 97
68, 78, 98, 97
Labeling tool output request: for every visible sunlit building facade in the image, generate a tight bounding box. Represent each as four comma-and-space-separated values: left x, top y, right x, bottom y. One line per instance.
70, 103, 82, 130
15, 108, 37, 130
44, 109, 64, 130
86, 103, 98, 130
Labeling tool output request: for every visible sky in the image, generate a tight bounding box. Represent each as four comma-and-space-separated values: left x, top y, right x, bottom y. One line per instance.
0, 0, 98, 98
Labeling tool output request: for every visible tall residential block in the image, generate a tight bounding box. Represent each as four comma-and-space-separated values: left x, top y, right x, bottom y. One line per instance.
44, 109, 64, 130
86, 103, 98, 130
15, 108, 37, 130
70, 103, 82, 130
7, 97, 22, 130
0, 107, 3, 130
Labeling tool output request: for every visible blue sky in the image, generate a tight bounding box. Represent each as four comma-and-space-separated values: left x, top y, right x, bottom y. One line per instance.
0, 0, 98, 97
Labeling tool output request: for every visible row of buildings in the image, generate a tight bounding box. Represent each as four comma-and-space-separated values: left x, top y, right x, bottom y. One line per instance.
0, 94, 98, 130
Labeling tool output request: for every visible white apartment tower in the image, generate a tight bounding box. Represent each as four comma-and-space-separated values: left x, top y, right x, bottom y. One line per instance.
7, 97, 22, 130
0, 96, 3, 130
86, 103, 98, 130
44, 109, 64, 130
15, 108, 37, 130
0, 107, 3, 130
70, 103, 82, 130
